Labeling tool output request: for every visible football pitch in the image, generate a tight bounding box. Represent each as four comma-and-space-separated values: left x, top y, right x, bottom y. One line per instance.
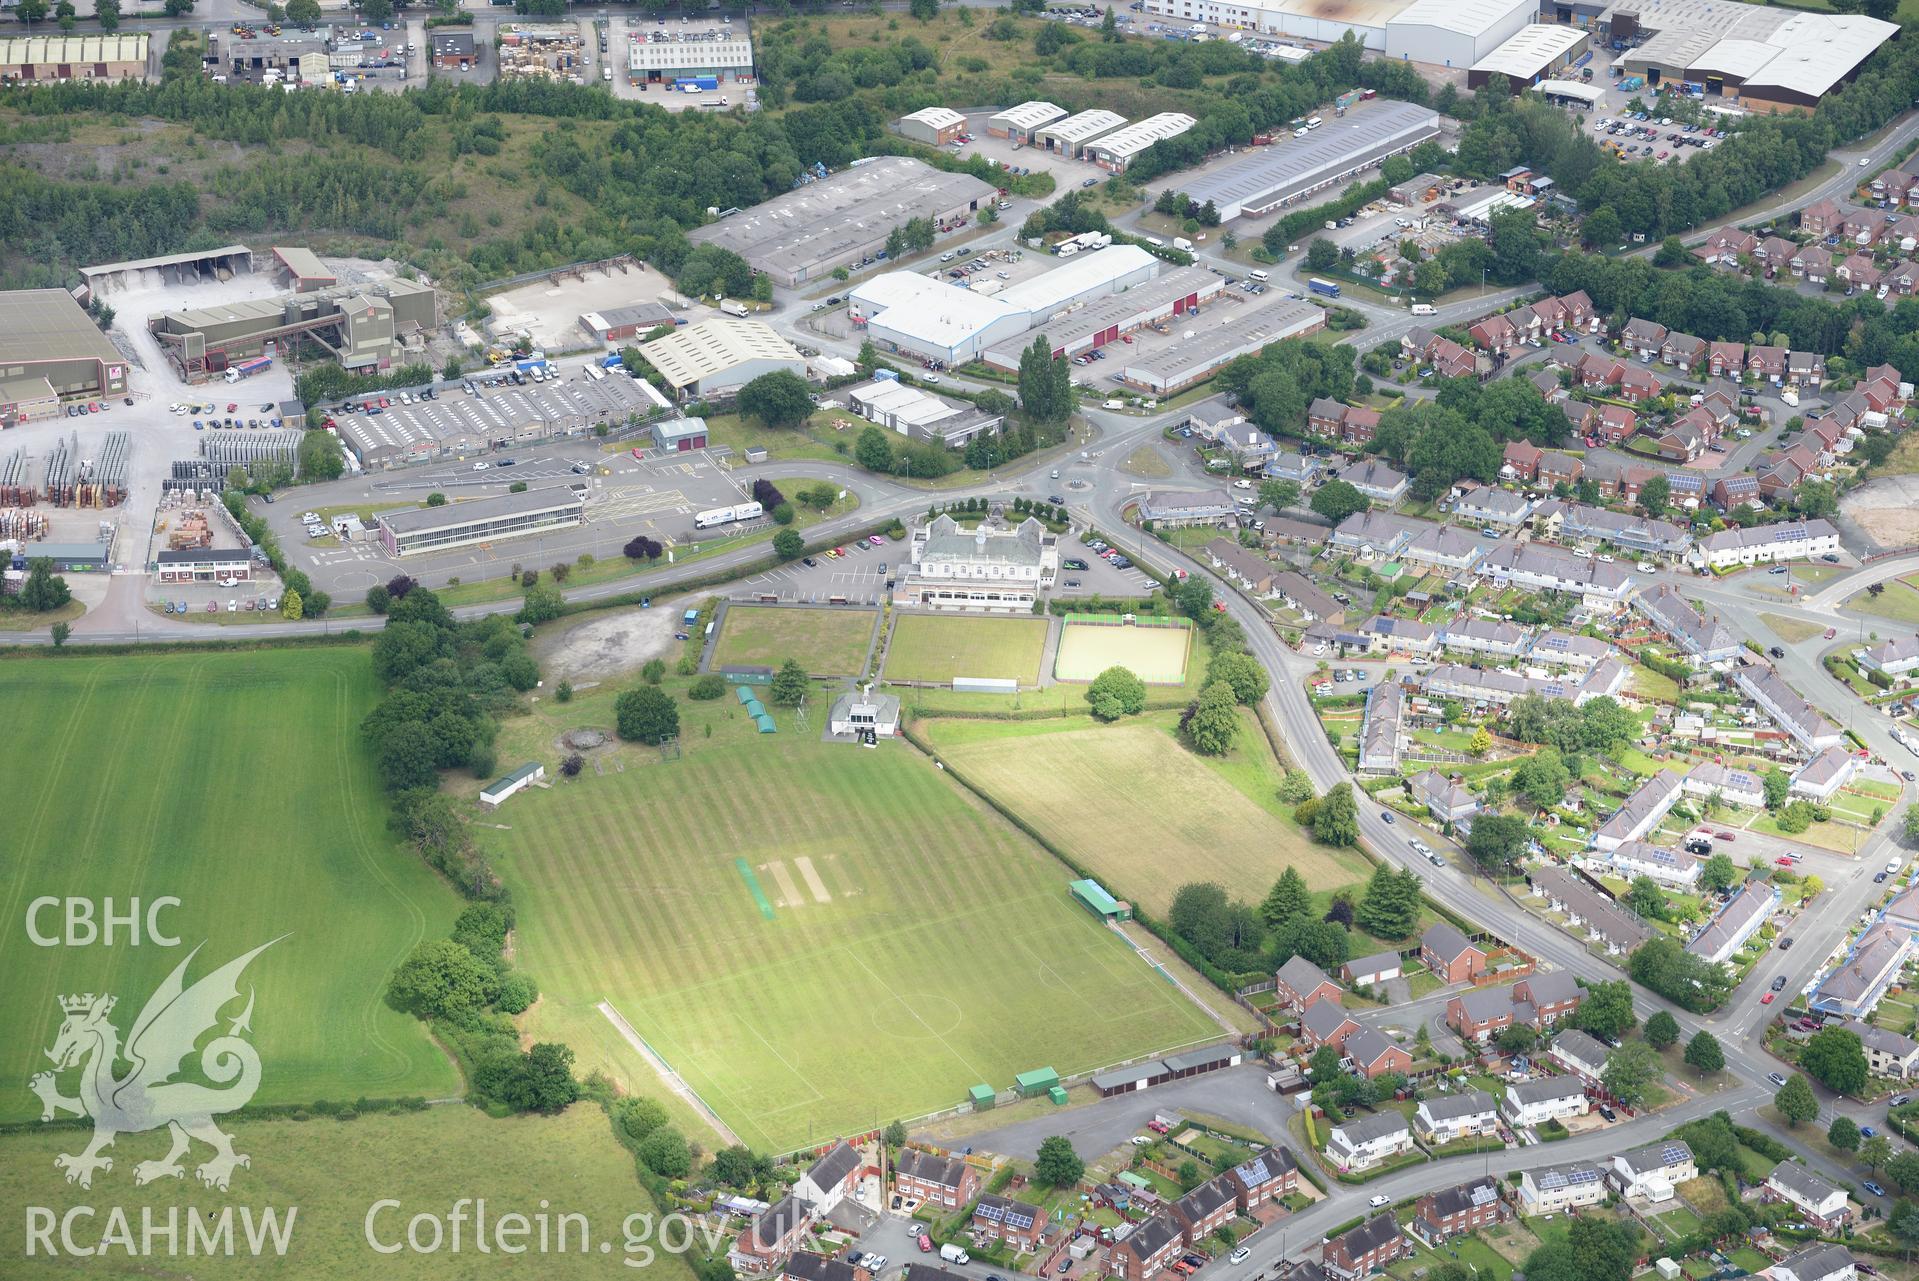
480, 694, 1220, 1152
1053, 619, 1191, 684
885, 614, 1051, 685
710, 605, 877, 676
0, 649, 461, 1123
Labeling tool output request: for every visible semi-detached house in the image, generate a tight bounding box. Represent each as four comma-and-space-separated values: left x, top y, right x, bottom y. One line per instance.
1325, 1112, 1415, 1173
1110, 1214, 1183, 1281
1413, 1089, 1498, 1144
1764, 1161, 1851, 1230
1321, 1214, 1409, 1281
1519, 1161, 1607, 1214
894, 1147, 979, 1210
1170, 1176, 1239, 1244
1502, 1076, 1589, 1128
1412, 1176, 1507, 1245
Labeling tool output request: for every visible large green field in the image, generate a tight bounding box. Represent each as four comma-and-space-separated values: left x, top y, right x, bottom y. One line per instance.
478, 684, 1221, 1152
885, 613, 1051, 685
0, 649, 460, 1123
0, 1104, 694, 1279
920, 712, 1369, 914
710, 604, 877, 676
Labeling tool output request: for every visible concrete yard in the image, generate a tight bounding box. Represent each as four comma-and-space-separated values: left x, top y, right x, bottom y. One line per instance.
486, 262, 680, 353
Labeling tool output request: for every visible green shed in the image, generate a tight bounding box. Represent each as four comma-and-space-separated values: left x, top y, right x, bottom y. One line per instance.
1015, 1067, 1060, 1098
1047, 1085, 1068, 1105
1117, 1170, 1151, 1191
1069, 878, 1130, 922
968, 1083, 996, 1110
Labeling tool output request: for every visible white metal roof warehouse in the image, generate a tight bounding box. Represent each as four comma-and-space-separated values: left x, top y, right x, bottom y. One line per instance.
1174, 100, 1442, 223
897, 106, 966, 145
1610, 0, 1896, 111
1085, 113, 1197, 172
1036, 109, 1127, 156
1140, 0, 1412, 51
685, 157, 994, 286
988, 101, 1066, 137
1119, 297, 1326, 395
1384, 0, 1535, 68
1470, 24, 1588, 87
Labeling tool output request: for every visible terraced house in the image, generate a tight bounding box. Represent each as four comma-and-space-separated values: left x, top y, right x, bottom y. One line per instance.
1171, 1176, 1239, 1243
1110, 1214, 1183, 1281
894, 1147, 979, 1210
1223, 1146, 1298, 1209
1414, 1089, 1499, 1144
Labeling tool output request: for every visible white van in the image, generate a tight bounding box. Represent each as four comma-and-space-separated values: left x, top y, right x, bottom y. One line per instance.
1306, 116, 1323, 129
1248, 269, 1270, 282
1410, 303, 1436, 316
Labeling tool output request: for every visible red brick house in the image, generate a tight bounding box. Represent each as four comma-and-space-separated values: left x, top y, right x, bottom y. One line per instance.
1560, 290, 1598, 333
1429, 337, 1480, 380
1447, 987, 1515, 1042
1578, 352, 1623, 391
1342, 405, 1381, 445
1300, 998, 1361, 1050
1800, 198, 1842, 237
1322, 1214, 1409, 1280
1344, 1026, 1414, 1079
1794, 246, 1833, 284
973, 1194, 1047, 1251
785, 1252, 869, 1281
1503, 440, 1543, 482
1539, 451, 1583, 488
1748, 346, 1788, 383
1662, 333, 1706, 370
1224, 1146, 1299, 1209
1617, 365, 1663, 403
1275, 956, 1343, 1013
1421, 922, 1487, 984
1308, 397, 1348, 436
1412, 1177, 1508, 1245
1708, 341, 1746, 378
1172, 1176, 1240, 1243
1110, 1214, 1183, 1281
733, 1196, 816, 1275
1470, 314, 1518, 353
1596, 404, 1637, 444
1514, 971, 1583, 1026
894, 1148, 980, 1210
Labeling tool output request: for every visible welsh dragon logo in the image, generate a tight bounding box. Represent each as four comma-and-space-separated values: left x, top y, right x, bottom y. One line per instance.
30, 938, 282, 1192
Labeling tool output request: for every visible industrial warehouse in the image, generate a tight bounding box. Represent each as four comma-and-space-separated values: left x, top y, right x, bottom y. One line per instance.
1085, 113, 1197, 173
637, 318, 808, 399
1600, 0, 1898, 113
1174, 101, 1442, 223
897, 107, 967, 146
1469, 24, 1590, 91
1113, 297, 1326, 396
684, 157, 995, 287
0, 33, 149, 83
987, 101, 1066, 142
624, 21, 754, 85
0, 290, 129, 424
335, 370, 663, 469
377, 487, 587, 557
849, 244, 1162, 367
149, 276, 438, 382
1133, 0, 1535, 61
1035, 109, 1127, 157
977, 265, 1225, 367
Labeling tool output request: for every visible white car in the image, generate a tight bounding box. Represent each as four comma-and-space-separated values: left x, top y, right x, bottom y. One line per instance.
473, 461, 490, 470
1368, 1194, 1391, 1209
1131, 1135, 1151, 1146
1230, 1248, 1252, 1265
1861, 157, 1873, 167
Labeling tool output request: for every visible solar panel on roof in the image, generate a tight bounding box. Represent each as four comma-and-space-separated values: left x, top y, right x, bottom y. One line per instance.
1660, 1144, 1688, 1165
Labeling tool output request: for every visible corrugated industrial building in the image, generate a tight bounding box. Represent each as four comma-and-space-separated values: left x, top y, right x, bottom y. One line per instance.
1117, 298, 1327, 395
0, 289, 129, 418
980, 265, 1225, 368
1035, 109, 1127, 157
1174, 101, 1442, 222
337, 373, 662, 469
685, 157, 994, 287
1139, 0, 1412, 50
1469, 24, 1590, 90
378, 487, 586, 557
271, 246, 337, 292
149, 277, 437, 382
637, 317, 806, 398
898, 106, 966, 146
0, 33, 148, 82
1605, 0, 1897, 114
987, 100, 1066, 142
1385, 0, 1537, 68
1085, 112, 1197, 173
849, 245, 1160, 366
430, 32, 477, 70
580, 302, 680, 344
625, 21, 752, 81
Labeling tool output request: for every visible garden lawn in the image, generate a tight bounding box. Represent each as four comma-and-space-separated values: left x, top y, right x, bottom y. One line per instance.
479, 683, 1220, 1153
0, 1104, 690, 1281
919, 711, 1368, 913
886, 613, 1050, 686
1054, 619, 1193, 685
711, 605, 878, 677
1850, 579, 1919, 626
0, 648, 460, 1123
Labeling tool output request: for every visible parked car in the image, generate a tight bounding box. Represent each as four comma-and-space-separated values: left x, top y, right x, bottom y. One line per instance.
1368, 1195, 1391, 1209
1866, 1181, 1889, 1198
1768, 1072, 1789, 1087
1863, 1126, 1879, 1139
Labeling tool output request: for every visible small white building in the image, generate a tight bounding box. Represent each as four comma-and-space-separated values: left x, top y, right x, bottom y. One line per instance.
1501, 1077, 1589, 1128
1860, 634, 1919, 679
829, 687, 901, 740
1414, 1090, 1499, 1144
898, 106, 966, 146
1325, 1112, 1415, 1172
479, 762, 545, 808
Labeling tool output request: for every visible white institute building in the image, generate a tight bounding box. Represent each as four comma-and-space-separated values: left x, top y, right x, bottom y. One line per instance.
892, 514, 1059, 612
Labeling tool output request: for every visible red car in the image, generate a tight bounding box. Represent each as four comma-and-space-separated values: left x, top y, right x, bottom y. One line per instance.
1776, 856, 1795, 866
1717, 831, 1735, 842
1825, 628, 1837, 639
1761, 992, 1776, 1005
226, 402, 238, 412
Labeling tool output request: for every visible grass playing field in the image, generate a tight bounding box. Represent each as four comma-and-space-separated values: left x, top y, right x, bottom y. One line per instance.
920, 712, 1368, 914
477, 682, 1222, 1152
710, 605, 878, 676
885, 614, 1051, 686
0, 1104, 694, 1279
1053, 619, 1192, 684
0, 649, 461, 1125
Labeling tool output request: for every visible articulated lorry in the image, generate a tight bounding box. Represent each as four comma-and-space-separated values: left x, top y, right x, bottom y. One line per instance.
223, 355, 272, 383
